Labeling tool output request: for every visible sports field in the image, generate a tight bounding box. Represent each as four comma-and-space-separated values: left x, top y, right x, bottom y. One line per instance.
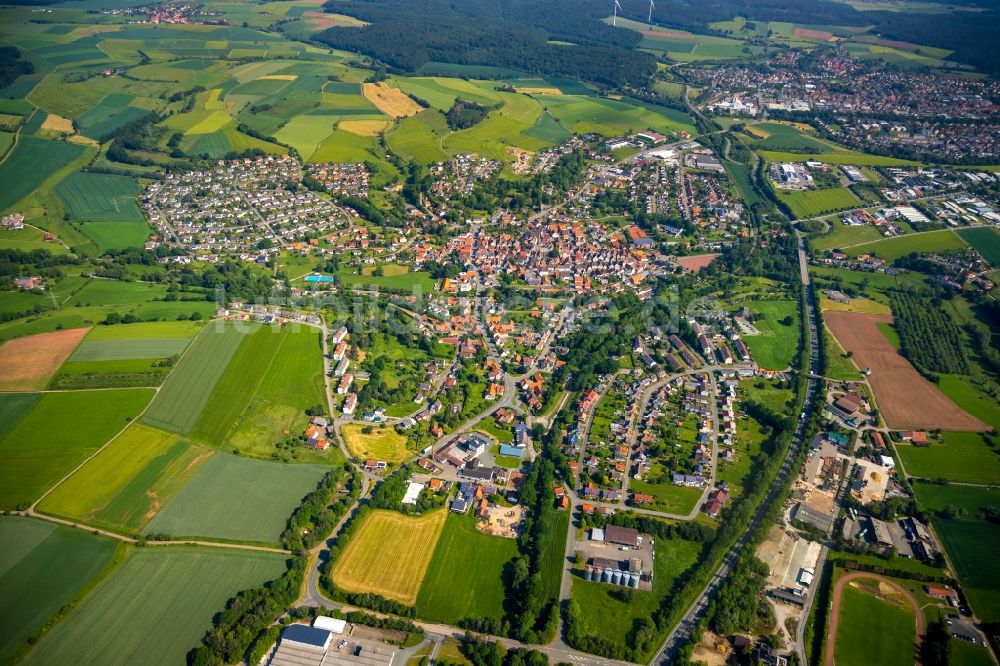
341, 423, 410, 462
776, 187, 860, 219
332, 509, 447, 605
37, 423, 209, 533
141, 323, 245, 434
143, 453, 327, 543
417, 512, 518, 623
0, 328, 89, 390
741, 299, 799, 369
0, 388, 154, 510
188, 324, 324, 454
957, 226, 1000, 267
831, 581, 917, 666
0, 517, 119, 664
22, 546, 287, 666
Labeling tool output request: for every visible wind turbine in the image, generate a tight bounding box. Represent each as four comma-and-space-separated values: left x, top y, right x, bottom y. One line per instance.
613, 0, 622, 26
648, 0, 655, 22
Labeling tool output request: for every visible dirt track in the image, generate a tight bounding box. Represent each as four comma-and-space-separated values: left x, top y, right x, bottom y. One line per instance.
825, 311, 987, 431
0, 327, 90, 391
824, 572, 925, 666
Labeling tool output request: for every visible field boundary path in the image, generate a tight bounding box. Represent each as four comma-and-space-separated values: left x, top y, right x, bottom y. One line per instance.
823, 572, 925, 666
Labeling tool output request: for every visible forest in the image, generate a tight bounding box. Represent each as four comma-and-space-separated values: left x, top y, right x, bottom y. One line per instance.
317, 0, 1000, 79
315, 0, 656, 87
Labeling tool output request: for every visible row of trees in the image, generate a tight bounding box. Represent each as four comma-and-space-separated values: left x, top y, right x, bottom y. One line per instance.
281, 465, 360, 552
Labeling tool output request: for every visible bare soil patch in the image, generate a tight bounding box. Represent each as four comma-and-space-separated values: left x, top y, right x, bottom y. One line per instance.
794, 27, 836, 41
825, 311, 986, 431
0, 328, 90, 390
676, 253, 720, 272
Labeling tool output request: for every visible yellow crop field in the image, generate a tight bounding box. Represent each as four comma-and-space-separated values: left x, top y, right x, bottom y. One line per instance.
363, 82, 422, 118
341, 423, 410, 462
188, 110, 232, 134
339, 119, 391, 136
516, 87, 562, 95
259, 74, 298, 81
820, 295, 891, 315
41, 114, 74, 134
331, 509, 447, 605
745, 125, 770, 139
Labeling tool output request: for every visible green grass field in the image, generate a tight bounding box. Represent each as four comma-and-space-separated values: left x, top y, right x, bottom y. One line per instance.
933, 518, 1000, 621
0, 516, 119, 664
141, 323, 245, 434
416, 512, 518, 624
38, 423, 208, 533
386, 110, 452, 163
0, 392, 41, 440
339, 266, 437, 293
69, 337, 191, 361
776, 187, 860, 219
957, 226, 1000, 267
846, 229, 968, 261
22, 546, 287, 666
190, 324, 325, 455
895, 432, 1000, 484
77, 220, 152, 252
68, 279, 167, 306
539, 507, 570, 601
143, 453, 327, 543
0, 136, 88, 211
811, 218, 884, 251
833, 583, 916, 666
759, 150, 920, 166
53, 171, 144, 222
570, 538, 703, 660
937, 375, 1000, 431
85, 321, 206, 340
0, 388, 154, 509
742, 299, 800, 369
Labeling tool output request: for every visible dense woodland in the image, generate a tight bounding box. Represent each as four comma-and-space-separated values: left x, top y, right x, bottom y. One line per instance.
315, 0, 656, 87
0, 45, 32, 89
317, 0, 1000, 79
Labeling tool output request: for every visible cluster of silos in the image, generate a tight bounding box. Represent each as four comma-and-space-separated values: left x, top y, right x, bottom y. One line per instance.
583, 566, 639, 588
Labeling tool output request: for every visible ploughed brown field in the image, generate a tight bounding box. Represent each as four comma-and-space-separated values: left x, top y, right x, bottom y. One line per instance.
676, 253, 720, 273
825, 311, 987, 431
0, 327, 90, 390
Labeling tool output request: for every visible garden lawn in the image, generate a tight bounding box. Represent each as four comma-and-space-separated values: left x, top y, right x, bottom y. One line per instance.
895, 432, 1000, 484
0, 516, 119, 664
0, 389, 154, 509
833, 584, 916, 666
143, 453, 327, 544
37, 423, 209, 533
417, 512, 518, 624
23, 546, 287, 666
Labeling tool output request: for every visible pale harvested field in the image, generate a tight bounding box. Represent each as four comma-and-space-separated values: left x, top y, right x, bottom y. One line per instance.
676, 253, 720, 272
41, 114, 74, 134
362, 82, 422, 118
339, 119, 391, 136
0, 328, 89, 390
517, 87, 562, 95
258, 74, 297, 81
331, 509, 446, 605
819, 295, 890, 316
825, 311, 987, 431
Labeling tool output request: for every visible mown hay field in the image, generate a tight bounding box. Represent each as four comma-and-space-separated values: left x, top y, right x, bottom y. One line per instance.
332, 509, 447, 605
